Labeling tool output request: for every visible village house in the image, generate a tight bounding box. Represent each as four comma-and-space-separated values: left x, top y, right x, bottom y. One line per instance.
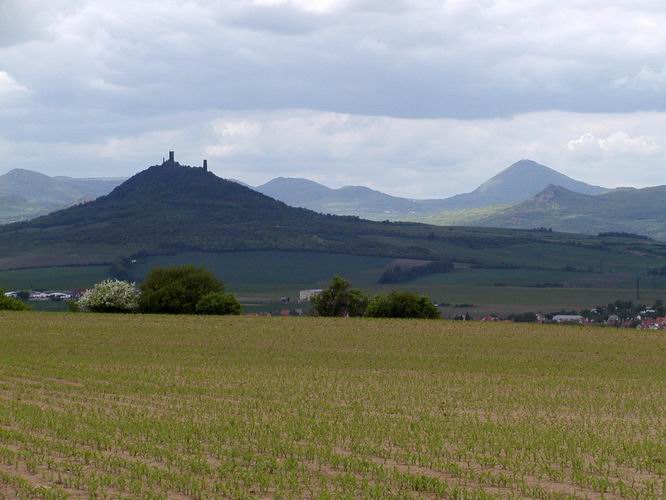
638, 317, 666, 330
605, 314, 620, 325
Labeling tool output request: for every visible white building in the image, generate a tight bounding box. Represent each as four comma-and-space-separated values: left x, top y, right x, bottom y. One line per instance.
299, 289, 323, 302
552, 315, 585, 324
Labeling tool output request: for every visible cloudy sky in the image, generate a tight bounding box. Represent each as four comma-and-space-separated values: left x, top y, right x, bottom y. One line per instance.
1, 0, 666, 198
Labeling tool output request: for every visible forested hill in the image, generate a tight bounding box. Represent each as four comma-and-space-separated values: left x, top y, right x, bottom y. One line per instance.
0, 161, 438, 265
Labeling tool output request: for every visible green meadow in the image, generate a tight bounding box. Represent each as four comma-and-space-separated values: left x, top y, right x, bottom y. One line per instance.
1, 313, 666, 498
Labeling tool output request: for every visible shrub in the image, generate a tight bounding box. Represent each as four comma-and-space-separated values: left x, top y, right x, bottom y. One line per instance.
196, 292, 242, 316
366, 291, 440, 319
140, 265, 224, 314
311, 276, 368, 317
0, 291, 29, 311
508, 312, 539, 323
78, 280, 140, 313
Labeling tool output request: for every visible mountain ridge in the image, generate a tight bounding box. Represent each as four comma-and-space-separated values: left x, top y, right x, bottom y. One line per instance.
475, 183, 666, 240
0, 168, 124, 224
255, 160, 610, 217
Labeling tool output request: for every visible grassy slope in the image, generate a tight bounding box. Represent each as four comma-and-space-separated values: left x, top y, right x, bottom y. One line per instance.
397, 204, 509, 226
478, 185, 666, 240
1, 314, 665, 498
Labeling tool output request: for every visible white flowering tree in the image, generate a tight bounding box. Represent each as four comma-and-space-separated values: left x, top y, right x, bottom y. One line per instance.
78, 279, 140, 313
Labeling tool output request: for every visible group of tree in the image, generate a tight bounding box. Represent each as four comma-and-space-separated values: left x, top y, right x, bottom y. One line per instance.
311, 276, 440, 319
378, 260, 453, 284
76, 265, 241, 315
0, 291, 29, 311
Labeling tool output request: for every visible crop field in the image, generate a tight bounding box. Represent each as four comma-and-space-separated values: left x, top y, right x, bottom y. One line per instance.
0, 266, 111, 292
127, 251, 394, 290
1, 314, 666, 498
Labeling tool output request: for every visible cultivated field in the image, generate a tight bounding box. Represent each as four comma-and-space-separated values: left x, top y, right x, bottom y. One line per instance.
3, 251, 665, 317
1, 314, 666, 498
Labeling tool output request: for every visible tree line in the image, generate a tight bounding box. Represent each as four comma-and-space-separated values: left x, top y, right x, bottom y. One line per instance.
312, 276, 440, 319
74, 265, 242, 315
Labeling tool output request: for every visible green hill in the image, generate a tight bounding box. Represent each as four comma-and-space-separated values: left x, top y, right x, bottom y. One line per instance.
0, 159, 438, 268
478, 184, 666, 240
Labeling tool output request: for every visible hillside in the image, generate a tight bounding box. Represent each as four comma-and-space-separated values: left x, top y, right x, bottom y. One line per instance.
1, 157, 664, 276
0, 168, 123, 223
477, 184, 666, 240
0, 159, 437, 268
254, 160, 609, 219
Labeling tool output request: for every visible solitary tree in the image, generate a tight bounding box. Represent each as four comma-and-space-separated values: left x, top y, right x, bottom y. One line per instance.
78, 280, 140, 313
311, 276, 368, 317
366, 291, 440, 319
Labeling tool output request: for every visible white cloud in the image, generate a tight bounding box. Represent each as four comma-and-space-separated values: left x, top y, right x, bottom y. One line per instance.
568, 131, 661, 157
252, 0, 348, 14
0, 71, 28, 100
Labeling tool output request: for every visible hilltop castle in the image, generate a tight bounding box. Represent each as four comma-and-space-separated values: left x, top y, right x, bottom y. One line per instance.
162, 151, 208, 172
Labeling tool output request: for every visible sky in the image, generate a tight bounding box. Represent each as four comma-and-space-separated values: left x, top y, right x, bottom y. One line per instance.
1, 0, 666, 198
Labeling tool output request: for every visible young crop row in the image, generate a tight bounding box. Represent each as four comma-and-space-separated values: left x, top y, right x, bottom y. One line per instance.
0, 313, 665, 498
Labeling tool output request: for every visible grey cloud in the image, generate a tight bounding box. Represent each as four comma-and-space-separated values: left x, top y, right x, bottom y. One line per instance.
230, 5, 324, 35
3, 0, 666, 121
1, 0, 666, 192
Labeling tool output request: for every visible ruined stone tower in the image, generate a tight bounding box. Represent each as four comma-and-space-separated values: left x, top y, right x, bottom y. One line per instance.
203, 160, 208, 172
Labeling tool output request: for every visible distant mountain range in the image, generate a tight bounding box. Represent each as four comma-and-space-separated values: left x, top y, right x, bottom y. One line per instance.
0, 169, 124, 224
429, 160, 609, 209
1, 156, 663, 274
2, 159, 604, 225
256, 177, 426, 219
3, 159, 666, 240
255, 160, 610, 217
255, 161, 666, 240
